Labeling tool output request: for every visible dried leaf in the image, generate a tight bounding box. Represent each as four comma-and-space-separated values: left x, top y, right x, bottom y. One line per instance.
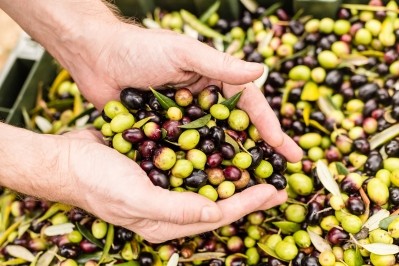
272, 221, 300, 234
179, 114, 212, 129
362, 209, 390, 231
37, 246, 57, 266
178, 252, 225, 262
166, 253, 179, 266
340, 54, 369, 66
76, 223, 104, 249
257, 243, 288, 262
360, 243, 399, 255
221, 91, 244, 111
379, 215, 399, 230
369, 124, 399, 150
34, 116, 52, 134
43, 223, 75, 236
307, 229, 332, 253
6, 245, 35, 262
253, 64, 269, 89
149, 87, 180, 110
316, 160, 341, 198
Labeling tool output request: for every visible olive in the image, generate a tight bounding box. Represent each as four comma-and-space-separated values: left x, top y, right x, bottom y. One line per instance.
138, 251, 154, 266
120, 88, 144, 110
247, 146, 264, 170
148, 95, 162, 111
289, 20, 304, 35
138, 140, 157, 158
392, 91, 399, 106
325, 70, 343, 89
223, 166, 242, 181
363, 98, 378, 117
145, 111, 162, 124
358, 83, 379, 101
143, 122, 161, 140
306, 202, 322, 225
207, 152, 223, 168
162, 120, 182, 141
178, 129, 200, 150
153, 147, 176, 171
377, 88, 391, 106
116, 227, 134, 242
186, 149, 207, 170
232, 152, 252, 169
301, 256, 320, 266
268, 72, 286, 88
79, 240, 97, 253
198, 85, 220, 110
198, 185, 218, 202
206, 168, 225, 185
353, 138, 370, 154
148, 169, 170, 189
326, 227, 349, 245
292, 251, 305, 266
364, 151, 383, 175
172, 159, 194, 178
341, 214, 362, 234
59, 243, 80, 259
101, 110, 112, 123
390, 187, 399, 205
310, 111, 325, 124
185, 105, 204, 120
197, 126, 210, 138
268, 173, 287, 190
184, 170, 208, 189
167, 107, 183, 121
209, 126, 225, 146
199, 139, 216, 155
274, 241, 298, 261
217, 181, 236, 199
269, 153, 287, 173
220, 142, 235, 159
385, 139, 399, 157
346, 196, 365, 215
104, 100, 129, 119
228, 110, 250, 131
174, 88, 193, 107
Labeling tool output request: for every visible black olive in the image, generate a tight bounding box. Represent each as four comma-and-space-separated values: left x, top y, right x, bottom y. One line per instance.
120, 88, 144, 110
358, 83, 379, 101
247, 147, 264, 170
385, 139, 399, 157
209, 126, 225, 146
268, 72, 286, 88
148, 95, 162, 111
292, 252, 306, 266
364, 151, 383, 175
59, 244, 80, 259
148, 169, 169, 189
269, 153, 287, 173
325, 70, 343, 89
390, 187, 399, 205
267, 173, 287, 190
350, 74, 368, 88
306, 202, 322, 225
184, 170, 208, 189
289, 20, 304, 35
362, 99, 378, 117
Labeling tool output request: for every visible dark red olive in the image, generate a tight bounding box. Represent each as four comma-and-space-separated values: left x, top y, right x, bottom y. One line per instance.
327, 227, 349, 245
143, 122, 161, 140
148, 169, 169, 189
385, 139, 399, 157
248, 147, 263, 170
267, 173, 287, 190
363, 99, 378, 117
181, 116, 191, 125
59, 243, 80, 258
207, 153, 223, 168
123, 128, 145, 143
347, 196, 365, 215
200, 139, 216, 155
120, 88, 144, 110
338, 8, 351, 19
209, 126, 225, 146
138, 140, 157, 158
162, 120, 182, 141
79, 239, 97, 253
140, 160, 154, 173
184, 170, 208, 189
220, 142, 235, 159
68, 208, 87, 222
223, 166, 242, 181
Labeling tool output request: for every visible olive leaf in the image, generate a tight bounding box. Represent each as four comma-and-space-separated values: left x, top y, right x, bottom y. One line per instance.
220, 91, 243, 111
335, 162, 349, 175
369, 124, 399, 150
43, 223, 75, 236
179, 114, 212, 129
240, 0, 258, 13
30, 251, 43, 266
316, 160, 341, 198
257, 243, 289, 262
225, 134, 240, 153
35, 203, 72, 224
340, 54, 369, 66
307, 229, 332, 253
6, 245, 35, 262
309, 120, 331, 135
199, 1, 221, 22
360, 243, 399, 255
166, 253, 179, 266
76, 252, 104, 264
37, 246, 57, 266
362, 209, 390, 231
303, 104, 311, 126
379, 214, 399, 230
178, 252, 225, 262
133, 116, 153, 128
75, 223, 104, 249
68, 107, 96, 126
100, 224, 114, 263
272, 221, 300, 234
18, 218, 33, 238
149, 87, 180, 110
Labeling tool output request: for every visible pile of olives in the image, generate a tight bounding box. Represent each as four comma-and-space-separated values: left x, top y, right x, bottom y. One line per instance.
95, 85, 288, 201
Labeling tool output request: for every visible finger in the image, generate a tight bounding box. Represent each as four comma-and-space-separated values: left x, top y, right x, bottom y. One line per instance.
135, 184, 279, 242
257, 189, 288, 210
138, 185, 223, 225
274, 133, 304, 163
222, 82, 285, 148
179, 37, 264, 85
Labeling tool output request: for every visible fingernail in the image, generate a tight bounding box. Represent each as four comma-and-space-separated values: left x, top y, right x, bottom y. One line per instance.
200, 206, 222, 222
245, 62, 263, 73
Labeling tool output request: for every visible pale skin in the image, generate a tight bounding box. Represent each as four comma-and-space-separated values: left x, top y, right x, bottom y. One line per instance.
0, 0, 303, 243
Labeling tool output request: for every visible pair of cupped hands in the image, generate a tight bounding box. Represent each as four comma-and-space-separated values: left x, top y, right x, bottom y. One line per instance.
42, 23, 303, 242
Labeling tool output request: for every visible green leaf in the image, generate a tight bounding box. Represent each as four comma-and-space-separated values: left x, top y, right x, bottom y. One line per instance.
149, 87, 180, 110
76, 252, 103, 264
369, 124, 399, 150
115, 261, 140, 266
75, 223, 104, 249
220, 91, 243, 111
272, 221, 300, 234
379, 215, 399, 230
199, 1, 221, 22
133, 116, 153, 128
335, 162, 349, 175
224, 133, 239, 153
100, 224, 114, 263
257, 243, 288, 262
179, 114, 211, 129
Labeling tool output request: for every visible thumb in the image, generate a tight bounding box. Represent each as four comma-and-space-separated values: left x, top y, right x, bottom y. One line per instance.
143, 186, 223, 224
180, 38, 264, 84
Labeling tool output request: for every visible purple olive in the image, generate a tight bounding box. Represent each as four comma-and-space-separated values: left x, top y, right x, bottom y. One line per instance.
223, 166, 242, 181
148, 169, 169, 189
123, 128, 145, 143
207, 153, 223, 168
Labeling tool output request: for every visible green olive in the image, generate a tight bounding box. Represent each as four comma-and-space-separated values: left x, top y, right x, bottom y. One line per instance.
355, 28, 372, 45
186, 149, 207, 170
370, 253, 395, 266
178, 129, 200, 150
104, 100, 129, 119
60, 259, 78, 266
311, 67, 326, 83
91, 219, 108, 239
343, 248, 364, 266
293, 230, 311, 248
384, 158, 399, 172
217, 181, 235, 199
319, 250, 336, 266
245, 247, 260, 265
288, 173, 313, 196
248, 124, 262, 142
121, 242, 134, 261
388, 217, 399, 238
153, 147, 177, 171
254, 160, 273, 178
171, 159, 193, 178
169, 175, 184, 187
298, 133, 322, 149
288, 65, 311, 81
67, 230, 83, 243
274, 240, 298, 261
369, 228, 393, 244
284, 204, 306, 223
101, 123, 114, 137
333, 20, 351, 35
308, 146, 324, 161
265, 234, 282, 250
232, 152, 252, 169
112, 133, 132, 153
367, 178, 389, 206
317, 50, 339, 69
198, 185, 218, 202
341, 214, 362, 234
175, 88, 193, 107
304, 18, 319, 33
376, 169, 391, 187
320, 215, 339, 231
93, 116, 106, 130
319, 17, 335, 34
210, 104, 230, 120
228, 110, 250, 131
110, 113, 135, 133
167, 107, 183, 121
365, 19, 382, 36
51, 213, 68, 225
244, 236, 256, 248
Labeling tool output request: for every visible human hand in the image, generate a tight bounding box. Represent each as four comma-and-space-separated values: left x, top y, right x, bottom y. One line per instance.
58, 129, 287, 243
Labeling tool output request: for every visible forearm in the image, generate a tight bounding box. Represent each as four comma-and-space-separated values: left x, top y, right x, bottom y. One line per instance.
0, 123, 74, 203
